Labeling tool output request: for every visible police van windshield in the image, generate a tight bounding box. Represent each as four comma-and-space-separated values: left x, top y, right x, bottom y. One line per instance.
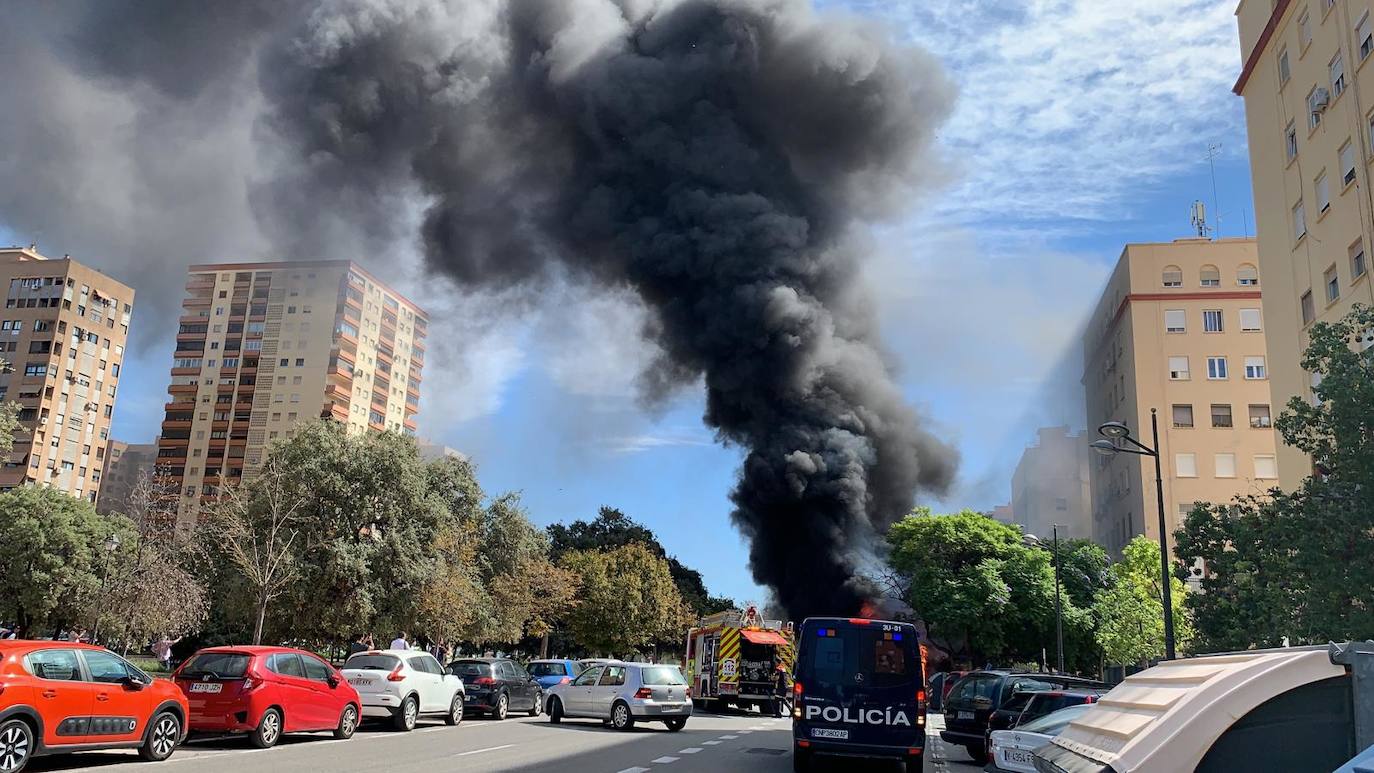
805, 624, 916, 690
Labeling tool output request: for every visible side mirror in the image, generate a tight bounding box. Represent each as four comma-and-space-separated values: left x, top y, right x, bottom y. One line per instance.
121, 675, 147, 691
327, 674, 340, 688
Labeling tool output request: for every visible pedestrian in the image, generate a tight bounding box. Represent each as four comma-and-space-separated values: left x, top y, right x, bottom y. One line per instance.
347, 632, 370, 658
389, 631, 409, 650
771, 664, 790, 718
153, 634, 182, 672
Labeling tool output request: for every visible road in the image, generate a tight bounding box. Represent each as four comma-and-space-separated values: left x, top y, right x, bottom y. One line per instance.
27, 710, 983, 773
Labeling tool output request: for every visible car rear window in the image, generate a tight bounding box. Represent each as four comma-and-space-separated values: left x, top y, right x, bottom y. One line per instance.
949, 674, 999, 702
640, 666, 686, 686
180, 652, 250, 679
344, 654, 401, 671
805, 624, 917, 690
1024, 693, 1089, 721
449, 661, 493, 678
528, 662, 567, 677
1019, 703, 1091, 735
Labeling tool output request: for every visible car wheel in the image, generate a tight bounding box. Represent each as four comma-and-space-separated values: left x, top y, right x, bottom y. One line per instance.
251, 708, 283, 749
665, 718, 686, 732
966, 743, 988, 764
548, 697, 563, 724
334, 704, 358, 740
528, 690, 542, 717
393, 695, 419, 732
0, 718, 34, 773
611, 701, 634, 732
792, 746, 811, 773
445, 694, 464, 726
491, 692, 509, 721
140, 711, 181, 761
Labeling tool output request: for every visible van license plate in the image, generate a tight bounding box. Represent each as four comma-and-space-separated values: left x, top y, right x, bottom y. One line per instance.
811, 728, 848, 739
189, 683, 222, 693
957, 711, 974, 720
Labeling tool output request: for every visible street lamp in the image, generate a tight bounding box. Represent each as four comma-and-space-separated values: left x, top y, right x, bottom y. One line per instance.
1022, 529, 1065, 673
91, 533, 121, 645
1091, 409, 1177, 661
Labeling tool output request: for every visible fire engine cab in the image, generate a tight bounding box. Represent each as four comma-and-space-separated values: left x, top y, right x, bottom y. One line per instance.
685, 605, 795, 712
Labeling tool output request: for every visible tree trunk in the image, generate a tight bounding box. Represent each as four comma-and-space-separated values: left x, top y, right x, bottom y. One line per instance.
540, 633, 549, 659
254, 592, 268, 645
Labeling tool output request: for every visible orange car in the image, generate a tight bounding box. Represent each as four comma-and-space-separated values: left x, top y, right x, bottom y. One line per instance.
0, 640, 189, 772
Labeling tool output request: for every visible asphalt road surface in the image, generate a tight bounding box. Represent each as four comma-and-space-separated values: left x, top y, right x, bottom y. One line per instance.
26, 710, 983, 773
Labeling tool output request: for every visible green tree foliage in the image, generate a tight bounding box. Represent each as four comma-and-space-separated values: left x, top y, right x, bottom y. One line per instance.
560, 543, 692, 656
1175, 304, 1374, 647
1092, 537, 1193, 665
0, 487, 131, 636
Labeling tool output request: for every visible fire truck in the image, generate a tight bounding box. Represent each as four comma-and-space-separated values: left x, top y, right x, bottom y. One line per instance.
685, 606, 795, 712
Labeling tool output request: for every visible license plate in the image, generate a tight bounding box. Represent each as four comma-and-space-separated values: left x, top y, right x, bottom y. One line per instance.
811, 728, 848, 739
348, 678, 372, 687
1007, 749, 1033, 764
189, 683, 222, 694
957, 711, 974, 720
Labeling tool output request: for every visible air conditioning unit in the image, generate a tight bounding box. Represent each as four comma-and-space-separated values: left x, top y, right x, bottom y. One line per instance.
1311, 87, 1331, 112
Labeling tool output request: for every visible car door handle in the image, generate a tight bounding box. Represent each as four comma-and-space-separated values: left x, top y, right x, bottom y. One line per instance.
96, 693, 110, 701
41, 690, 57, 698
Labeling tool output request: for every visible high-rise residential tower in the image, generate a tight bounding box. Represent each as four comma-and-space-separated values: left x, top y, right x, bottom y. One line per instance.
1082, 239, 1277, 555
0, 246, 135, 502
156, 261, 426, 525
1009, 427, 1093, 543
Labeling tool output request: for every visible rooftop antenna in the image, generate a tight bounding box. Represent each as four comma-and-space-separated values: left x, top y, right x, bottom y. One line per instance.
1205, 143, 1223, 239
1190, 200, 1210, 238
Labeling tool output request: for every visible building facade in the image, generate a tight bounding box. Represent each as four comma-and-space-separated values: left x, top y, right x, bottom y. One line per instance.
1082, 239, 1278, 555
96, 440, 157, 516
1234, 0, 1374, 488
1009, 426, 1093, 543
156, 261, 426, 524
0, 247, 134, 502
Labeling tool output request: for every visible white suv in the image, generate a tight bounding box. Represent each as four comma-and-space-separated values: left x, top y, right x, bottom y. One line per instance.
341, 650, 465, 731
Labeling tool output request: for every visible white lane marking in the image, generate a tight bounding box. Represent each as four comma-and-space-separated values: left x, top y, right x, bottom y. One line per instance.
678, 747, 703, 754
702, 740, 723, 746
616, 768, 652, 773
652, 756, 681, 764
455, 743, 515, 757
719, 734, 739, 739
738, 730, 753, 734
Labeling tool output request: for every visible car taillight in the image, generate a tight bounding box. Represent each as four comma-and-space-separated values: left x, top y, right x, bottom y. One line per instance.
559, 677, 571, 685
1085, 695, 1096, 703
792, 680, 803, 719
472, 676, 497, 686
634, 687, 653, 699
685, 686, 691, 698
387, 664, 406, 682
917, 688, 926, 726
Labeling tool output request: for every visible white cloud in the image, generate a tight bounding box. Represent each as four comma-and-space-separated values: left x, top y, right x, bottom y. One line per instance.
602, 429, 714, 455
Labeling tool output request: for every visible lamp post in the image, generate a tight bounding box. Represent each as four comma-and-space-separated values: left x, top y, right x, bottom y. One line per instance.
1090, 409, 1177, 660
1022, 529, 1065, 673
91, 533, 121, 645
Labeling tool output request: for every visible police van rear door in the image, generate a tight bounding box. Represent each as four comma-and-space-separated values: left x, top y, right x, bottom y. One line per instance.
798, 619, 921, 749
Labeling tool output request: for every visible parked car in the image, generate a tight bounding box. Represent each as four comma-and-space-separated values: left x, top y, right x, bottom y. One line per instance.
527, 659, 582, 690
927, 670, 968, 713
0, 641, 189, 772
544, 662, 691, 731
941, 671, 1107, 764
447, 658, 542, 720
987, 703, 1093, 773
577, 658, 616, 673
982, 689, 1104, 762
340, 650, 464, 731
172, 646, 361, 748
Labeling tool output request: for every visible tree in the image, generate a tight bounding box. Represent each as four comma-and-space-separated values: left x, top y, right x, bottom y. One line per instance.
0, 357, 19, 458
0, 487, 129, 637
560, 543, 691, 656
1092, 537, 1193, 666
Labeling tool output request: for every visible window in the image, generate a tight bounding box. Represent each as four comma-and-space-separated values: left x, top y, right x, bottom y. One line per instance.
1325, 265, 1340, 302
1286, 122, 1299, 161
1215, 453, 1237, 479
269, 653, 306, 678
1360, 12, 1374, 60
1211, 404, 1233, 428
1352, 240, 1368, 279
1165, 309, 1186, 333
1300, 9, 1313, 49
1249, 404, 1273, 428
1203, 309, 1224, 332
1162, 265, 1183, 288
1279, 47, 1292, 83
1316, 172, 1331, 212
1293, 201, 1307, 241
1168, 356, 1190, 380
1207, 357, 1228, 379
84, 650, 134, 684
25, 649, 81, 681
1172, 404, 1194, 428
23, 363, 46, 377
1176, 453, 1198, 478
1308, 87, 1324, 130
295, 358, 304, 366
1331, 54, 1346, 97
1302, 290, 1316, 324
1341, 141, 1357, 186
1200, 265, 1221, 287
302, 656, 332, 682
1240, 308, 1262, 331
1245, 356, 1268, 379
1254, 455, 1279, 480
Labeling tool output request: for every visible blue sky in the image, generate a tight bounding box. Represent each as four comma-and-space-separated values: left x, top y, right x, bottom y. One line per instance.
0, 0, 1255, 606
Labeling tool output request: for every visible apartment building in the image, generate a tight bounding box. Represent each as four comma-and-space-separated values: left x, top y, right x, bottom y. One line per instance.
95, 439, 157, 515
0, 247, 134, 502
1082, 239, 1277, 555
1009, 427, 1093, 543
156, 261, 427, 525
1234, 0, 1374, 488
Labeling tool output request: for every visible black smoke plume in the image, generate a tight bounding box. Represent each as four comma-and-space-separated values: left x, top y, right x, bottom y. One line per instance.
10, 0, 959, 619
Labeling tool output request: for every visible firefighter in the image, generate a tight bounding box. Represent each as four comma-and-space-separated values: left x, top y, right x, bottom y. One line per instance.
771, 663, 790, 718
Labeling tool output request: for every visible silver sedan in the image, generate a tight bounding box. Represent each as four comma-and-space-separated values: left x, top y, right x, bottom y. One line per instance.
544, 661, 693, 731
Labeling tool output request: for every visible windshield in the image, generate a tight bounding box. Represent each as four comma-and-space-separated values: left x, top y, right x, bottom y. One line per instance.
803, 624, 917, 690
528, 662, 567, 677
1019, 704, 1092, 735
949, 674, 999, 702
640, 666, 686, 685
343, 654, 400, 671
449, 661, 493, 678
179, 652, 250, 679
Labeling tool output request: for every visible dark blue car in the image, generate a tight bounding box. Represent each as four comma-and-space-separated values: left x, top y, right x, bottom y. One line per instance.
527, 659, 582, 690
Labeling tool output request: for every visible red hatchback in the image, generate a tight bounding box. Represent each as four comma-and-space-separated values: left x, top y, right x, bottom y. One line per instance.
172, 646, 360, 748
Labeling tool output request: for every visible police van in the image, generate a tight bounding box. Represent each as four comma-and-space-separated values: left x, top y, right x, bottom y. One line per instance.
791, 617, 925, 772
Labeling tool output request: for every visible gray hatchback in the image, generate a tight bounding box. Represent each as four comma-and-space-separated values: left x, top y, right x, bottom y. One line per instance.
544, 661, 692, 731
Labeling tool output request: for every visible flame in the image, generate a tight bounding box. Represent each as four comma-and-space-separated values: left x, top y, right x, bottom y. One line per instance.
858, 600, 877, 619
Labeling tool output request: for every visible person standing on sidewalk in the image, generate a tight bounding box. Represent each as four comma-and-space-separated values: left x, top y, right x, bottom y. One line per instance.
347, 633, 370, 658
389, 631, 409, 650
153, 635, 182, 672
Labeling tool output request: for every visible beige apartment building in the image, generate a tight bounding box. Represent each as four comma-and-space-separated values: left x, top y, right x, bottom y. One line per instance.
96, 439, 157, 515
0, 247, 134, 503
156, 261, 426, 525
1009, 426, 1093, 543
1083, 239, 1278, 555
1234, 0, 1374, 488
